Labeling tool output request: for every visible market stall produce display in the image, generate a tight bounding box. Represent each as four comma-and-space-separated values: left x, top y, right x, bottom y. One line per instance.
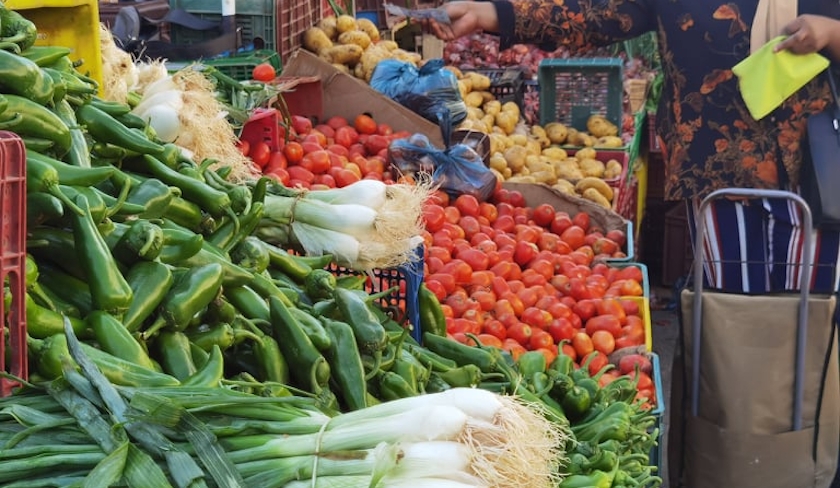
0, 3, 667, 486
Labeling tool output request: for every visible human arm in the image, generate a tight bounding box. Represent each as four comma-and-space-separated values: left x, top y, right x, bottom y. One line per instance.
429, 0, 656, 51
774, 15, 840, 62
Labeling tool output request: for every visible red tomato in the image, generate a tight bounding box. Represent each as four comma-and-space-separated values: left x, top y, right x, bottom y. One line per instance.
532, 203, 556, 227
529, 328, 554, 350
264, 151, 287, 173
454, 194, 480, 218
547, 317, 577, 343
364, 135, 390, 155
249, 141, 271, 168
591, 330, 616, 355
251, 62, 276, 82
265, 167, 290, 185
571, 332, 594, 358
326, 116, 348, 130
377, 123, 393, 136
572, 212, 590, 232
460, 248, 490, 272
507, 322, 533, 347
479, 202, 498, 222
423, 205, 446, 233
291, 115, 312, 135
287, 165, 315, 183
482, 319, 507, 340
236, 139, 250, 156
513, 241, 537, 267
299, 150, 331, 174
584, 351, 610, 376
283, 142, 304, 164
354, 114, 378, 135
521, 307, 552, 330
508, 190, 526, 207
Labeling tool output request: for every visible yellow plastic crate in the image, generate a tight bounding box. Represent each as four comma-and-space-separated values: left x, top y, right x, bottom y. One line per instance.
5, 0, 103, 93
624, 296, 653, 352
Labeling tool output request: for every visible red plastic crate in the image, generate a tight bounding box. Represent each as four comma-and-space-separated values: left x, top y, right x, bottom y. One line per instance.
279, 0, 323, 66
240, 108, 281, 153
0, 131, 27, 396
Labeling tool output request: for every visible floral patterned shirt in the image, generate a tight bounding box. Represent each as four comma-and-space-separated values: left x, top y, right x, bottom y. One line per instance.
493, 0, 840, 200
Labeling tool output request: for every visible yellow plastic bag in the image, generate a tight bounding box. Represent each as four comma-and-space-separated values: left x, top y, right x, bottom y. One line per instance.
733, 36, 830, 120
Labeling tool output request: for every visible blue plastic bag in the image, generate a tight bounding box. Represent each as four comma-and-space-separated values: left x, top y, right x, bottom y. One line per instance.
370, 59, 467, 133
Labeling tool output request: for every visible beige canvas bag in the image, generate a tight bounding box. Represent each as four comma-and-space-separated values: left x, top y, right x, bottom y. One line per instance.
674, 189, 840, 488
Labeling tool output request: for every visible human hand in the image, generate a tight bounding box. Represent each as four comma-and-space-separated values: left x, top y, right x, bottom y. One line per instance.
774, 15, 838, 54
425, 1, 499, 41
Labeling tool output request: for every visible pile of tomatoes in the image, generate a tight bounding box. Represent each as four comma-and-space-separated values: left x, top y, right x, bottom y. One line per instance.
237, 113, 413, 189
420, 187, 648, 379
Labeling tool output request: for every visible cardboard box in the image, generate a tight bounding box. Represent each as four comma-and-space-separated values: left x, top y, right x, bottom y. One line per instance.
280, 49, 444, 148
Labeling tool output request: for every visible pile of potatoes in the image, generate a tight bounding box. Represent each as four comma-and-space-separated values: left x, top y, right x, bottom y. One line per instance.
302, 15, 422, 82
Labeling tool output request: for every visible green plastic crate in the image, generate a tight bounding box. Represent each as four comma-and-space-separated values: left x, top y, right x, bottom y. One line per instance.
169, 0, 278, 51
538, 57, 623, 131
204, 49, 282, 81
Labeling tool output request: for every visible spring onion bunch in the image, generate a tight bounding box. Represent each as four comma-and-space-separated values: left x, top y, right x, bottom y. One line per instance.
256, 179, 431, 271
0, 323, 569, 487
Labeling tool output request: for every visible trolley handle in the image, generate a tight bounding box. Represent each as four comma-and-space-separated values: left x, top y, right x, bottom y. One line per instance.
690, 189, 814, 431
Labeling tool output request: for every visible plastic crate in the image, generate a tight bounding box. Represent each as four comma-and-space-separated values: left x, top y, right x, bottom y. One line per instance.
327, 246, 425, 343
169, 0, 279, 51
538, 57, 624, 131
240, 107, 281, 153
6, 0, 103, 94
201, 49, 282, 81
649, 352, 665, 475
0, 132, 27, 396
622, 296, 653, 352
463, 68, 525, 110
278, 0, 322, 65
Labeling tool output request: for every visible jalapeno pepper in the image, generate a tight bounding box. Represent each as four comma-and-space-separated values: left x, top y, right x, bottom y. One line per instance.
186, 323, 236, 352
236, 316, 291, 387
378, 371, 417, 400
54, 99, 91, 168
177, 242, 254, 288
20, 292, 88, 339
182, 345, 225, 387
36, 261, 93, 317
122, 261, 174, 333
0, 49, 54, 104
88, 310, 157, 371
269, 295, 330, 393
27, 191, 64, 227
76, 104, 165, 156
157, 227, 204, 264
6, 94, 71, 156
418, 283, 447, 337
320, 317, 368, 411
19, 46, 72, 66
225, 285, 271, 322
229, 235, 270, 275
288, 306, 331, 351
126, 178, 176, 219
155, 330, 198, 381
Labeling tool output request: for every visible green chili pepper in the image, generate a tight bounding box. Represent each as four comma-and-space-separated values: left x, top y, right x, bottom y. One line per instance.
24, 255, 80, 317
236, 317, 291, 387
122, 260, 174, 333
518, 350, 548, 380
229, 235, 270, 274
29, 334, 180, 387
69, 194, 134, 317
76, 103, 165, 156
157, 227, 204, 263
334, 287, 388, 356
125, 178, 176, 219
186, 323, 236, 352
89, 98, 131, 116
35, 261, 93, 318
558, 470, 616, 488
303, 269, 336, 301
571, 402, 634, 443
0, 49, 54, 104
550, 351, 575, 376
124, 154, 235, 220
269, 295, 330, 393
225, 285, 271, 322
204, 295, 237, 327
321, 317, 368, 411
5, 94, 71, 156
265, 243, 321, 283
190, 341, 210, 368
248, 271, 296, 308
182, 345, 225, 387
26, 191, 64, 227
404, 342, 458, 372
25, 151, 84, 215
576, 377, 601, 402
422, 332, 501, 373
19, 46, 72, 66
0, 7, 39, 51
437, 364, 482, 388
106, 219, 164, 266
562, 385, 593, 421
204, 167, 251, 214
155, 331, 198, 381
418, 283, 447, 337
54, 99, 91, 168
88, 310, 157, 371
425, 374, 452, 393
162, 195, 214, 233
21, 292, 88, 339
142, 263, 225, 338
288, 306, 331, 351
177, 242, 254, 287
378, 371, 417, 400
113, 112, 147, 131
335, 274, 366, 290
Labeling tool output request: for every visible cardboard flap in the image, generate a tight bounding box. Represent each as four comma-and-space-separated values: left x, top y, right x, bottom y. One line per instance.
502, 182, 628, 232
280, 49, 445, 148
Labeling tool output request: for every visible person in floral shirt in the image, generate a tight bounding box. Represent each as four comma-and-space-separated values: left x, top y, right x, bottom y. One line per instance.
430, 0, 840, 294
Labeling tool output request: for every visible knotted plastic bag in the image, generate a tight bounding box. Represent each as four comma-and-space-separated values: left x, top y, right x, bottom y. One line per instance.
370, 58, 467, 131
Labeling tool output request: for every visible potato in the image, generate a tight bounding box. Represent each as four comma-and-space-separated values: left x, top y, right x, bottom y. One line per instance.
575, 176, 614, 201
489, 168, 506, 182
526, 156, 552, 174
495, 111, 518, 135
359, 45, 389, 81
477, 91, 495, 104
489, 153, 508, 173
489, 134, 508, 154
335, 15, 357, 34
379, 40, 399, 51
355, 18, 380, 42
503, 145, 528, 172
332, 63, 350, 74
466, 106, 483, 120
525, 139, 543, 156
586, 114, 618, 138
317, 17, 339, 40
481, 114, 496, 131
544, 122, 569, 145
604, 159, 623, 180
582, 188, 612, 208
322, 44, 363, 66
554, 159, 584, 181
579, 158, 606, 178
466, 72, 491, 91
575, 147, 597, 160
338, 30, 372, 49
569, 131, 596, 147
506, 175, 537, 184
501, 101, 520, 119
509, 134, 528, 146
542, 146, 568, 161
445, 66, 464, 79
597, 136, 624, 148
464, 91, 485, 108
553, 179, 577, 195
353, 63, 365, 79
483, 100, 502, 117
303, 27, 333, 53
457, 79, 473, 99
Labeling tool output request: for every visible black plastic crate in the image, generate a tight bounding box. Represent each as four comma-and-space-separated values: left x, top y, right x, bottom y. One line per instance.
464, 68, 525, 110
